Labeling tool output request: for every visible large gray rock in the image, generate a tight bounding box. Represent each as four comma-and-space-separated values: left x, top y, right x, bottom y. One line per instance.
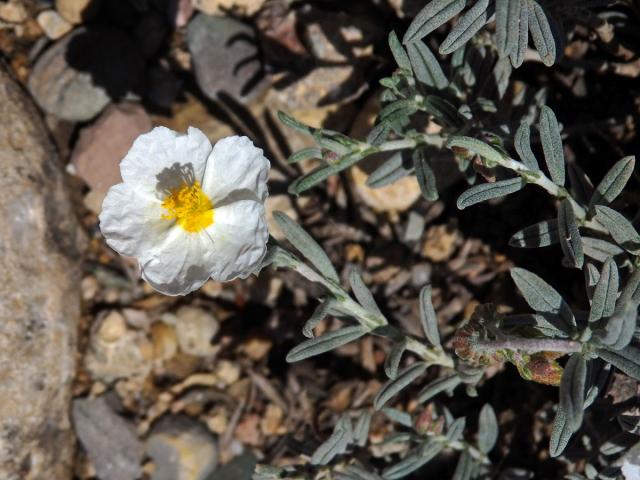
0, 62, 83, 478
187, 14, 268, 104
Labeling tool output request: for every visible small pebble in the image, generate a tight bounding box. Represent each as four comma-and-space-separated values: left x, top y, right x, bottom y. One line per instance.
37, 10, 72, 40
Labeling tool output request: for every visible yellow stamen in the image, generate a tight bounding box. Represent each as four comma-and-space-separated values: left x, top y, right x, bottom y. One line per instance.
161, 181, 214, 233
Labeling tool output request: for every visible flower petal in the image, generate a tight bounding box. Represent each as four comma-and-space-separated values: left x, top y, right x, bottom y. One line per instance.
202, 136, 270, 204
139, 228, 215, 295
99, 182, 171, 258
204, 199, 268, 281
120, 126, 212, 199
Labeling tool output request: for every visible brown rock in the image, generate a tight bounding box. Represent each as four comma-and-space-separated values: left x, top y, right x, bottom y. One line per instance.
0, 1, 27, 23
0, 62, 83, 479
192, 0, 266, 16
71, 102, 152, 198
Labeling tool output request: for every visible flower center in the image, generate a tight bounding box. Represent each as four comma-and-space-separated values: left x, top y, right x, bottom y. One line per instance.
161, 181, 214, 233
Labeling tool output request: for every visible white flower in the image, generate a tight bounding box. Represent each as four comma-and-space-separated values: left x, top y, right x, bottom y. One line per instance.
99, 126, 270, 295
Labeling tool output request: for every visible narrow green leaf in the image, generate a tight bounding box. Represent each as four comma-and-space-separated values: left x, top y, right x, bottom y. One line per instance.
380, 99, 419, 122
528, 0, 557, 66
374, 362, 428, 410
403, 0, 466, 44
278, 110, 313, 135
288, 147, 322, 164
589, 258, 619, 322
538, 106, 565, 186
478, 404, 499, 454
509, 219, 559, 248
288, 150, 368, 194
366, 152, 411, 188
451, 451, 476, 480
559, 354, 587, 432
384, 341, 407, 379
457, 178, 525, 209
496, 0, 521, 57
501, 313, 569, 338
594, 305, 636, 350
447, 417, 466, 441
619, 269, 640, 307
549, 402, 573, 457
510, 267, 575, 327
414, 148, 439, 201
367, 122, 391, 146
311, 415, 352, 465
596, 347, 640, 381
419, 285, 441, 346
510, 0, 529, 67
350, 269, 384, 319
447, 136, 506, 165
594, 205, 640, 254
353, 411, 372, 447
389, 31, 412, 72
557, 199, 584, 269
286, 326, 369, 362
423, 95, 466, 127
274, 211, 340, 283
590, 156, 635, 207
382, 408, 413, 428
382, 440, 445, 479
338, 466, 384, 480
440, 0, 490, 55
582, 237, 625, 262
406, 40, 449, 90
417, 374, 461, 403
303, 299, 335, 338
514, 120, 539, 170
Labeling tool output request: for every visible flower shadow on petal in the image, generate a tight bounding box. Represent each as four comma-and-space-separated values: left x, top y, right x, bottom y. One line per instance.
214, 188, 263, 209
155, 162, 196, 196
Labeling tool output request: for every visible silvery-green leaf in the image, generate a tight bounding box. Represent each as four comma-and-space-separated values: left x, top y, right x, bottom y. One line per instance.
478, 404, 498, 453
496, 0, 521, 57
538, 106, 565, 186
559, 354, 587, 432
337, 465, 384, 480
311, 415, 353, 465
596, 347, 640, 381
382, 440, 444, 479
289, 149, 369, 195
388, 31, 412, 72
367, 122, 391, 146
595, 205, 640, 255
582, 237, 625, 262
619, 269, 640, 307
514, 120, 539, 170
380, 99, 419, 123
350, 269, 384, 319
549, 402, 573, 457
274, 211, 340, 283
382, 407, 413, 428
509, 220, 559, 248
423, 95, 466, 127
447, 136, 506, 165
510, 0, 529, 67
286, 325, 369, 362
414, 148, 439, 201
278, 110, 314, 134
452, 450, 476, 480
403, 0, 466, 44
303, 299, 336, 338
502, 313, 569, 338
440, 0, 490, 55
367, 152, 412, 188
288, 147, 322, 164
557, 199, 584, 269
419, 285, 441, 346
447, 417, 466, 441
354, 411, 372, 447
384, 340, 407, 379
528, 0, 557, 66
457, 178, 525, 209
594, 305, 636, 350
417, 374, 461, 403
374, 362, 428, 410
406, 40, 449, 90
510, 267, 575, 327
589, 257, 619, 322
590, 156, 635, 208
585, 263, 600, 289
